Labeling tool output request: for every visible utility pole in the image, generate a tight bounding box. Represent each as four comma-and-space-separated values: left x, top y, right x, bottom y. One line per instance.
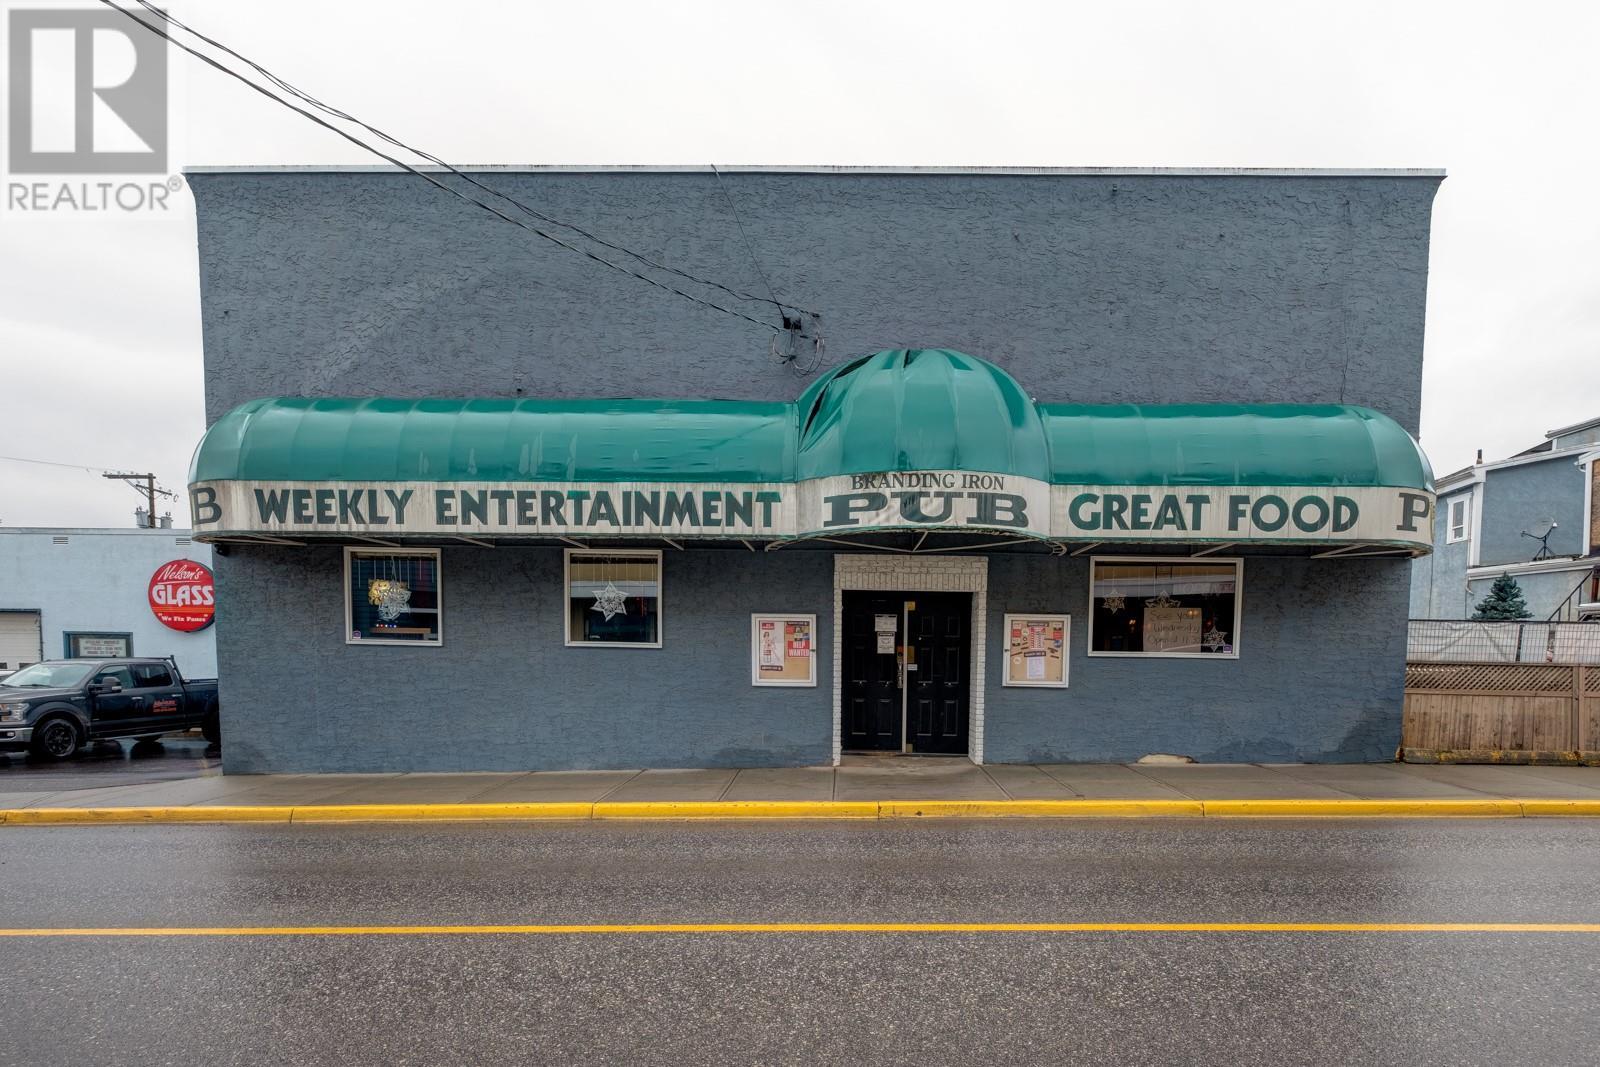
102, 472, 176, 528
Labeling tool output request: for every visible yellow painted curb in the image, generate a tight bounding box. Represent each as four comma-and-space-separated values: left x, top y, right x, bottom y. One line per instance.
289, 802, 594, 822
4, 796, 1599, 825
1, 806, 292, 825
878, 799, 1205, 819
592, 800, 879, 820
1514, 799, 1600, 817
1201, 798, 1525, 818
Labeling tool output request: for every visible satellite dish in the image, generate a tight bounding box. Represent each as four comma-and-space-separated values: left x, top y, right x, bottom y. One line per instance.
1520, 519, 1559, 560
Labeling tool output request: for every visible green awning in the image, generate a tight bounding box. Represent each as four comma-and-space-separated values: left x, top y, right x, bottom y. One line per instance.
796, 349, 1051, 481
193, 354, 1431, 491
1041, 403, 1434, 488
189, 350, 1435, 549
191, 396, 797, 483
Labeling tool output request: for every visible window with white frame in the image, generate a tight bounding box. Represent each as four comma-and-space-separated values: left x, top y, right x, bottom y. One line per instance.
345, 548, 442, 645
1447, 497, 1470, 543
565, 549, 662, 647
1089, 557, 1241, 658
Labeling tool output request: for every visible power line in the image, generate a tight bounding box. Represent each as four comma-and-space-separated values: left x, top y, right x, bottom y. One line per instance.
100, 0, 815, 337
708, 163, 826, 374
127, 0, 814, 320
102, 472, 177, 528
710, 163, 790, 322
0, 454, 139, 476
98, 0, 776, 333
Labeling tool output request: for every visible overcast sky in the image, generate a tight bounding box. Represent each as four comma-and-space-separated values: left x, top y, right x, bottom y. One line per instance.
3, 0, 1598, 528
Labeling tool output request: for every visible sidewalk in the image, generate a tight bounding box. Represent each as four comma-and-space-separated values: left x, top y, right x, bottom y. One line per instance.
6, 759, 1600, 823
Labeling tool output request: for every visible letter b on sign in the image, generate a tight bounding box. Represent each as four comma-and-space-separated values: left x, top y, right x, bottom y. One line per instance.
8, 8, 167, 174
190, 486, 221, 526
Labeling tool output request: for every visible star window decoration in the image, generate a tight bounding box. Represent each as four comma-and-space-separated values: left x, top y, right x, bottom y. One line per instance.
368, 579, 412, 622
1145, 590, 1179, 609
1202, 627, 1228, 652
590, 581, 628, 621
1102, 592, 1126, 614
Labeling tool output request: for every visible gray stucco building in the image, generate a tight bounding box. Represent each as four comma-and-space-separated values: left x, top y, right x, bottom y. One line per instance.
185, 166, 1444, 773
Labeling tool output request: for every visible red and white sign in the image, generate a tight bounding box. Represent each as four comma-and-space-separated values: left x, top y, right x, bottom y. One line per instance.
148, 559, 216, 632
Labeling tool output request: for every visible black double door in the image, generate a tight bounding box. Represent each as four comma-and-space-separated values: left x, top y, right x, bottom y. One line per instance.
842, 591, 971, 755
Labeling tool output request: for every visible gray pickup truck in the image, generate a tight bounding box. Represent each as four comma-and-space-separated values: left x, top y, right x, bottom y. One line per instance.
0, 658, 219, 760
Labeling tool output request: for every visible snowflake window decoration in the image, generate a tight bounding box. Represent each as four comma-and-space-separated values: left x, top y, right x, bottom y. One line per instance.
590, 580, 628, 621
1145, 590, 1179, 609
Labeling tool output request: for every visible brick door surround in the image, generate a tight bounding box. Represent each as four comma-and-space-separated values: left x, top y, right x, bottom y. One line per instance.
832, 555, 988, 764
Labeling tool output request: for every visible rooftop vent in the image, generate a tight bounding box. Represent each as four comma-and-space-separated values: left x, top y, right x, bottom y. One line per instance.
50, 535, 68, 546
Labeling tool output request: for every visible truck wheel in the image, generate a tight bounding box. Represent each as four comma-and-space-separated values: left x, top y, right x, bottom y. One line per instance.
30, 717, 82, 761
202, 707, 220, 745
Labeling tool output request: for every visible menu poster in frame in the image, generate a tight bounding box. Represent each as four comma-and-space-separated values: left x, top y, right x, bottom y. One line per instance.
1003, 613, 1069, 688
750, 613, 818, 687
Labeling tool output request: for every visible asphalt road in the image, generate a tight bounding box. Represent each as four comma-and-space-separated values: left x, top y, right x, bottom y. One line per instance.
1, 819, 1597, 1066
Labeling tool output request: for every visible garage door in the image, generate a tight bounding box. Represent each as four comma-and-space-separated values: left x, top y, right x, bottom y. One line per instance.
0, 611, 43, 671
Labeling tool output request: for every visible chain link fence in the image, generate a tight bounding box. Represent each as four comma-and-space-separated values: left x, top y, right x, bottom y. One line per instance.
1408, 620, 1600, 664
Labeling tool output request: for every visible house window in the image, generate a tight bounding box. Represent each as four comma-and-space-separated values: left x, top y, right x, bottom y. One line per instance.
1447, 497, 1470, 543
1088, 557, 1241, 658
345, 548, 442, 646
565, 549, 662, 648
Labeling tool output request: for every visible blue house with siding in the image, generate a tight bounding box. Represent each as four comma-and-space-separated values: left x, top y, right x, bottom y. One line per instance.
1410, 416, 1600, 620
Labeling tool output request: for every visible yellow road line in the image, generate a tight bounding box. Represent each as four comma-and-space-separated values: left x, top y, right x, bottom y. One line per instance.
1, 922, 1597, 937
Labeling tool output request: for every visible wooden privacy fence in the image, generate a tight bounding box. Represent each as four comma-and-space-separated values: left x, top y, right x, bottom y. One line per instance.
1402, 661, 1600, 763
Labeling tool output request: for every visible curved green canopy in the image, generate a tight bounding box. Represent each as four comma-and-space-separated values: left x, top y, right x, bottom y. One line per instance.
191, 350, 1433, 491
1042, 403, 1434, 488
796, 349, 1051, 481
192, 396, 796, 484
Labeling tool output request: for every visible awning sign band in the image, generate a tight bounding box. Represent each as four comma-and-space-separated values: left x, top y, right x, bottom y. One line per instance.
190, 473, 1433, 548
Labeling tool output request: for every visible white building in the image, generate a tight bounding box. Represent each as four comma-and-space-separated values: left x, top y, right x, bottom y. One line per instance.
0, 527, 217, 678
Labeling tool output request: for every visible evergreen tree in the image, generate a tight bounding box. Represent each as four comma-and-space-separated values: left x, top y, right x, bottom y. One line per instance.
1472, 573, 1533, 620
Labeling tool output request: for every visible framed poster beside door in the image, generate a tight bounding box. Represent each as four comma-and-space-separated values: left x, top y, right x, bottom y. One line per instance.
750, 613, 817, 687
1003, 613, 1069, 687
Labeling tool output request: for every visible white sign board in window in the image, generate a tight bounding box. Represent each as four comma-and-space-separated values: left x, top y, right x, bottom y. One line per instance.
70, 634, 131, 658
1142, 606, 1202, 654
750, 614, 817, 687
